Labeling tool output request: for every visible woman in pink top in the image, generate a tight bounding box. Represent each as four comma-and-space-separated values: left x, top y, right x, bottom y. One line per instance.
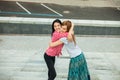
44, 19, 69, 80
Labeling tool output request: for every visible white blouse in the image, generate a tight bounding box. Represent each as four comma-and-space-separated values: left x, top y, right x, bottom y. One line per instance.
60, 37, 82, 58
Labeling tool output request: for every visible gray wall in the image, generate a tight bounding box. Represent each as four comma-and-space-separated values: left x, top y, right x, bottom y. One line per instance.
0, 23, 120, 35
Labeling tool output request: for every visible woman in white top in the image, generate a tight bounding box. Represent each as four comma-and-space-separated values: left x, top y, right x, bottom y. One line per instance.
49, 20, 90, 80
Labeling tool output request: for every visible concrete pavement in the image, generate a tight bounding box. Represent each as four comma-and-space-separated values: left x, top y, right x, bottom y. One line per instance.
0, 35, 120, 80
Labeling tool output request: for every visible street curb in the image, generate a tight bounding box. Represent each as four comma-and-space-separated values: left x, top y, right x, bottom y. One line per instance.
0, 17, 120, 27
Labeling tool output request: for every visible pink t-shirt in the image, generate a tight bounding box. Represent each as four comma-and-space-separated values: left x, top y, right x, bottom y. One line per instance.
46, 31, 68, 56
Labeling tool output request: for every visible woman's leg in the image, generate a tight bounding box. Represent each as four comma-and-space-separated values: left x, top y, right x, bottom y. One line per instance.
44, 53, 56, 80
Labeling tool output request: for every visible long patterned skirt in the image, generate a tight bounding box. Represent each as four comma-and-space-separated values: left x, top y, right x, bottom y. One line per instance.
68, 52, 90, 80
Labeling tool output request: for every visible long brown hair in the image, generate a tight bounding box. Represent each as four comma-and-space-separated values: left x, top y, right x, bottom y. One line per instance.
62, 20, 76, 45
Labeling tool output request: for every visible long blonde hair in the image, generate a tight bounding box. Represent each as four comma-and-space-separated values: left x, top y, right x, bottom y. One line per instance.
62, 20, 76, 45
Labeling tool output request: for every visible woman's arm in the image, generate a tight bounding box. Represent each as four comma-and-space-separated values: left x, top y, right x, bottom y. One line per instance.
67, 23, 74, 41
49, 40, 63, 47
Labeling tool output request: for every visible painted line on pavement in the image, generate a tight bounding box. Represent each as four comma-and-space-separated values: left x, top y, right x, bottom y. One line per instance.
16, 2, 31, 14
0, 11, 60, 17
41, 3, 63, 17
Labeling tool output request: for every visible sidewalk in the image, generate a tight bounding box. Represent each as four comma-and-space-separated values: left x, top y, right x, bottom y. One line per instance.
0, 35, 120, 80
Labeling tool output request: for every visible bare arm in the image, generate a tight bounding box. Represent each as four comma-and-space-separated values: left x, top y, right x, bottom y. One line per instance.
49, 40, 63, 47
67, 23, 74, 41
